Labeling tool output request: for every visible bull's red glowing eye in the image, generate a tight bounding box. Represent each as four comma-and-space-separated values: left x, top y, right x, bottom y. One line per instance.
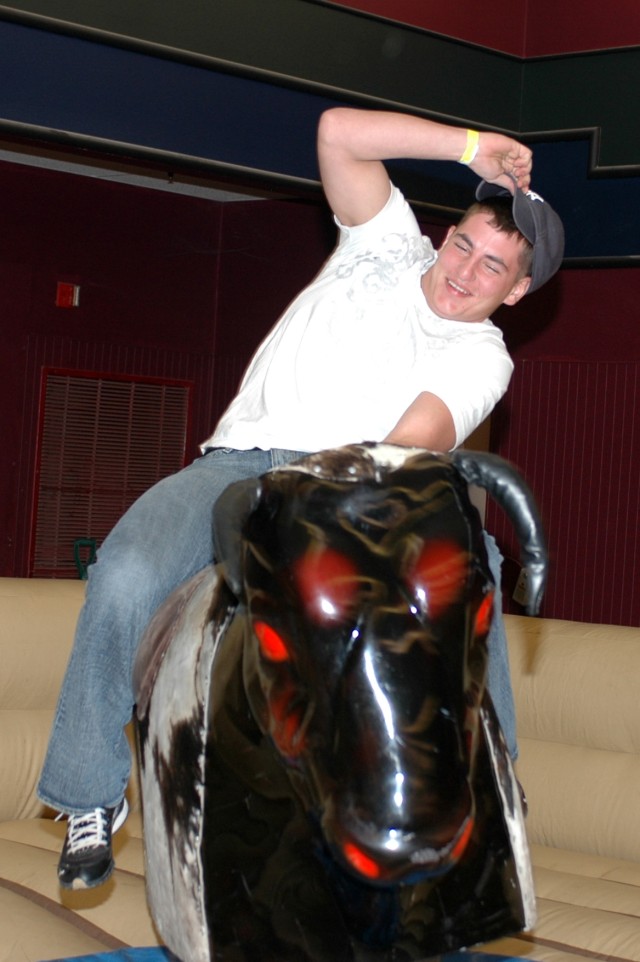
294, 546, 359, 623
474, 592, 494, 637
407, 540, 467, 618
253, 620, 290, 662
343, 842, 381, 880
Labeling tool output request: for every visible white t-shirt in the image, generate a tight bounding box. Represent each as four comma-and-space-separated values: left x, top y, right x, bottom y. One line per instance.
203, 185, 513, 453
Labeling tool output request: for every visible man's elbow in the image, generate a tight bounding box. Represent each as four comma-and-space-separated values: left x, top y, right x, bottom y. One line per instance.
317, 107, 354, 152
383, 395, 457, 453
383, 428, 456, 454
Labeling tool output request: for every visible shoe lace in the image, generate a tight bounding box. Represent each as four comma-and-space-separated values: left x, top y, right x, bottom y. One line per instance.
65, 808, 110, 855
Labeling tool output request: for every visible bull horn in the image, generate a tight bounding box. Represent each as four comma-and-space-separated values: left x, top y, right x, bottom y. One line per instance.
212, 477, 263, 599
450, 451, 547, 616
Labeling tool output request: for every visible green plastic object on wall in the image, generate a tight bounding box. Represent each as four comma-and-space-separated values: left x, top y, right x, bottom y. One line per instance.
73, 538, 97, 580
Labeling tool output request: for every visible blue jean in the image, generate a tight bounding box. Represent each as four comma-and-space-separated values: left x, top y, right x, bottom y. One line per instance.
483, 532, 518, 760
37, 448, 517, 814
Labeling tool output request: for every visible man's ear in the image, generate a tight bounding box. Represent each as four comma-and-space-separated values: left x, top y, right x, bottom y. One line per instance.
502, 274, 531, 306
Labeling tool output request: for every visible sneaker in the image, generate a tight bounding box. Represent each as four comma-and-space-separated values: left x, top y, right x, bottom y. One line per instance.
57, 797, 129, 890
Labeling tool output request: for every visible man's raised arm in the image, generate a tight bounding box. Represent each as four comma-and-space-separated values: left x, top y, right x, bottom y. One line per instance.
316, 107, 533, 228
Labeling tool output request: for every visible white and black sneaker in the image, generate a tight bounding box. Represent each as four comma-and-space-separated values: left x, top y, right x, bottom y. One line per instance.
57, 797, 129, 889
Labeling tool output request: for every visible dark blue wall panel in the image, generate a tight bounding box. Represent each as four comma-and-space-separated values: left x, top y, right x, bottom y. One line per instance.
0, 17, 638, 260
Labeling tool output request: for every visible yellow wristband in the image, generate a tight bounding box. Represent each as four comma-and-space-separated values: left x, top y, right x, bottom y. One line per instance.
459, 129, 480, 165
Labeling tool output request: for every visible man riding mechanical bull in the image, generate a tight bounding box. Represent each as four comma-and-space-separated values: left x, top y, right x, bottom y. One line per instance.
37, 105, 563, 957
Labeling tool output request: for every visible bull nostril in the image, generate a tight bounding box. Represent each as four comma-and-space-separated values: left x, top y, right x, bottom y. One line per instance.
342, 841, 382, 880
323, 772, 475, 884
336, 810, 475, 884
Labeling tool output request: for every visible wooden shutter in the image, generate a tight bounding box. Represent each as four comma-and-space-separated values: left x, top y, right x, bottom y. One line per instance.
31, 370, 191, 578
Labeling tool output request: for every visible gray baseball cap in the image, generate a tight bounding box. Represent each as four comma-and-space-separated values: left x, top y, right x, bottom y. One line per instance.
475, 177, 565, 292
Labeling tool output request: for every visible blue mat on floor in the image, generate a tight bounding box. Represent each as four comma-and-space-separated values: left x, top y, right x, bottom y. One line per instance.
46, 951, 177, 962
47, 950, 529, 962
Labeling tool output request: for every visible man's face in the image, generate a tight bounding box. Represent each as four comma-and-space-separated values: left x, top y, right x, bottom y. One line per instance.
422, 212, 531, 323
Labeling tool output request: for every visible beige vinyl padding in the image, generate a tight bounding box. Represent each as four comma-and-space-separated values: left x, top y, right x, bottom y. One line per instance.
0, 812, 160, 955
487, 615, 640, 962
1, 578, 639, 961
511, 615, 640, 862
0, 578, 87, 823
0, 577, 153, 961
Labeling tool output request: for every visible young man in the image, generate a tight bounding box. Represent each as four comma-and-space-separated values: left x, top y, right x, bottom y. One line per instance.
37, 107, 564, 890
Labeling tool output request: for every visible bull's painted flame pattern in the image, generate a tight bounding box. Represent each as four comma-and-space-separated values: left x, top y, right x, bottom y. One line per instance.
241, 457, 498, 884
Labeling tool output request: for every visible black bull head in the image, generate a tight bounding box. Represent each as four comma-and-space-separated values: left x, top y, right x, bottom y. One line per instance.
134, 443, 547, 962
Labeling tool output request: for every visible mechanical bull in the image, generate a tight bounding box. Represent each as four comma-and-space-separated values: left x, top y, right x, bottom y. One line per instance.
133, 443, 547, 962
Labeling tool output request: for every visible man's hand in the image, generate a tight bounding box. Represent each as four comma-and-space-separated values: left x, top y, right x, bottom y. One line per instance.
468, 132, 532, 193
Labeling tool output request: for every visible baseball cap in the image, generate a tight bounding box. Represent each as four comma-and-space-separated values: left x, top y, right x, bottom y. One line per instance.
475, 176, 564, 292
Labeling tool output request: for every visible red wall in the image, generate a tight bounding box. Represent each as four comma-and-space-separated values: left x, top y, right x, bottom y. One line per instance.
332, 0, 640, 56
0, 161, 333, 577
0, 164, 214, 576
488, 267, 640, 626
497, 267, 640, 363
